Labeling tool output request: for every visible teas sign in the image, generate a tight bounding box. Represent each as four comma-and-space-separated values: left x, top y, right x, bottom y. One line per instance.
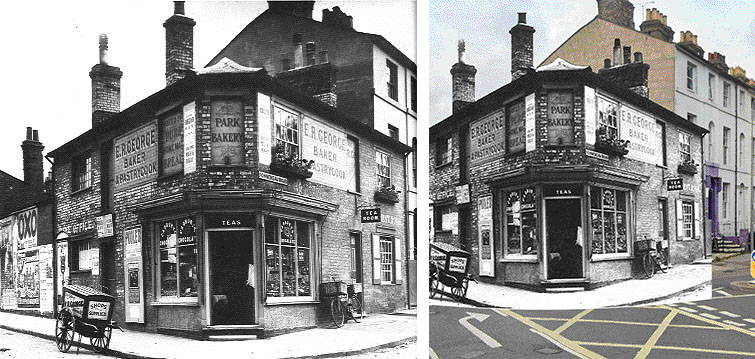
87, 301, 110, 320
15, 208, 37, 250
114, 122, 158, 191
470, 109, 505, 165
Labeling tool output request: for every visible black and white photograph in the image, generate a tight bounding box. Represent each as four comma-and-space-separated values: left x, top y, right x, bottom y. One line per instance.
0, 1, 417, 358
429, 0, 755, 358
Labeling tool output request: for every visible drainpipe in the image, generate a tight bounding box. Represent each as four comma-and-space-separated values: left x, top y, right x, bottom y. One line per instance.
734, 85, 739, 243
45, 155, 57, 318
701, 132, 708, 258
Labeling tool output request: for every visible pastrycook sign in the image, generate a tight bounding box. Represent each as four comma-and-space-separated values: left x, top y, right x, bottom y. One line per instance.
619, 105, 663, 166
470, 109, 506, 165
302, 116, 352, 190
114, 122, 158, 191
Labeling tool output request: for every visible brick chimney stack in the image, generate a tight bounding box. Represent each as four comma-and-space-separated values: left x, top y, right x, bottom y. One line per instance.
600, 40, 650, 98
322, 6, 353, 29
597, 0, 635, 29
89, 34, 122, 127
268, 1, 314, 19
21, 127, 44, 192
708, 52, 728, 73
679, 30, 704, 58
164, 1, 195, 86
450, 40, 476, 113
510, 12, 535, 81
640, 8, 674, 42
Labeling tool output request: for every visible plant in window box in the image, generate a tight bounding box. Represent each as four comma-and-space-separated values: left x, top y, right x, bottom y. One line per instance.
271, 143, 314, 179
374, 184, 400, 204
594, 127, 630, 156
677, 158, 698, 175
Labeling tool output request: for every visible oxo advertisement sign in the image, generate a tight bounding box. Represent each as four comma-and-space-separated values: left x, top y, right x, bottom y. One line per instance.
15, 208, 37, 250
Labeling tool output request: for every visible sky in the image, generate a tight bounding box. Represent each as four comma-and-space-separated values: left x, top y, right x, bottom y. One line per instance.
0, 1, 416, 180
430, 0, 755, 124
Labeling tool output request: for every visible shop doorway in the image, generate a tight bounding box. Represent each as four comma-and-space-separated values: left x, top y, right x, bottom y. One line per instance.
208, 230, 254, 325
545, 198, 583, 280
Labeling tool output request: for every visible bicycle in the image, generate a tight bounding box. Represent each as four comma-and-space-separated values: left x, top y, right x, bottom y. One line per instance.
322, 280, 362, 328
640, 239, 668, 278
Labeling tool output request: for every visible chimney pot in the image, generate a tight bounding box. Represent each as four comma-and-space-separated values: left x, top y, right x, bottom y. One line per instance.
458, 39, 466, 63
99, 34, 108, 65
518, 12, 527, 24
634, 52, 643, 63
26, 127, 32, 140
174, 1, 185, 15
90, 34, 122, 127
623, 45, 631, 65
32, 130, 38, 142
604, 58, 612, 68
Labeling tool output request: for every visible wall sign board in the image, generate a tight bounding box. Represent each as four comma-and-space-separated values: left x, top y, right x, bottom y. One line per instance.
360, 209, 381, 223
525, 93, 536, 152
183, 102, 197, 174
302, 116, 351, 190
210, 100, 245, 165
469, 109, 506, 165
667, 178, 683, 191
507, 101, 526, 153
114, 122, 158, 191
547, 92, 575, 146
257, 93, 272, 166
123, 227, 143, 323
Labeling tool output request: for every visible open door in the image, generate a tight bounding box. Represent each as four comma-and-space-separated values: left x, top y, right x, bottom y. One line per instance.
209, 230, 255, 325
545, 198, 583, 280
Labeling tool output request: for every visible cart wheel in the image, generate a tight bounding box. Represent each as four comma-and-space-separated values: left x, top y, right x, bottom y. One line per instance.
451, 286, 465, 301
430, 276, 439, 299
330, 298, 345, 328
90, 326, 112, 353
642, 253, 655, 278
55, 310, 75, 353
348, 296, 362, 322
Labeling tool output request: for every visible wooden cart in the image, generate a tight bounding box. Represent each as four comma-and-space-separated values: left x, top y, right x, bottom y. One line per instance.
55, 285, 122, 354
430, 242, 477, 301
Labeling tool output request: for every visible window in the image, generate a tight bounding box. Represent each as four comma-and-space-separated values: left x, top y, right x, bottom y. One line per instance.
722, 183, 730, 219
708, 73, 715, 100
723, 82, 731, 107
411, 137, 417, 188
371, 234, 400, 285
590, 187, 628, 255
376, 150, 391, 189
349, 232, 362, 282
505, 188, 537, 256
723, 127, 730, 164
686, 62, 696, 92
410, 76, 417, 112
707, 122, 715, 161
740, 133, 746, 166
679, 131, 691, 163
435, 137, 452, 166
265, 217, 312, 299
751, 97, 755, 121
681, 202, 694, 238
379, 236, 393, 283
158, 217, 198, 298
70, 240, 93, 271
687, 113, 696, 123
598, 97, 619, 139
740, 90, 745, 113
346, 136, 360, 192
386, 60, 398, 101
676, 200, 699, 241
388, 125, 399, 141
160, 111, 184, 176
211, 100, 244, 165
72, 156, 92, 192
274, 105, 300, 158
434, 205, 456, 232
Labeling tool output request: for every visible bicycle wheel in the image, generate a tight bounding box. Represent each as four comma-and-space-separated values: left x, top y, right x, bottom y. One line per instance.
330, 298, 344, 328
656, 250, 667, 273
90, 326, 112, 353
55, 310, 75, 353
642, 253, 655, 278
348, 296, 362, 323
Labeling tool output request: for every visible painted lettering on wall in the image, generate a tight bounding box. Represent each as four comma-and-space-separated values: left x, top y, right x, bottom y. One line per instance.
15, 208, 37, 250
470, 110, 506, 165
211, 100, 244, 165
114, 122, 158, 190
507, 101, 526, 153
620, 105, 663, 165
301, 116, 352, 189
547, 92, 574, 146
161, 111, 184, 176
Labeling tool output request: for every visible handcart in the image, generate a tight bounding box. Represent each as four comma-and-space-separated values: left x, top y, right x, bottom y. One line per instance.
55, 285, 122, 354
430, 242, 477, 301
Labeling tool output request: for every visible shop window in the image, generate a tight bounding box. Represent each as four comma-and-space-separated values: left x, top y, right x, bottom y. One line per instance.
686, 62, 696, 92
386, 60, 398, 101
158, 217, 198, 298
505, 188, 537, 257
598, 98, 619, 140
72, 155, 92, 192
723, 127, 730, 164
590, 187, 628, 255
210, 100, 244, 165
346, 136, 360, 192
676, 200, 700, 241
435, 137, 452, 166
723, 82, 731, 107
274, 105, 300, 158
265, 217, 312, 299
376, 149, 391, 189
679, 131, 691, 163
70, 240, 93, 271
371, 234, 401, 285
160, 110, 184, 176
434, 205, 456, 232
506, 100, 526, 153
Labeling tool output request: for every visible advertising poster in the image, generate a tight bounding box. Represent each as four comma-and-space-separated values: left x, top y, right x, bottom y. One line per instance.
123, 227, 144, 323
183, 101, 197, 174
507, 101, 526, 153
15, 208, 37, 250
257, 93, 272, 166
161, 111, 184, 176
56, 241, 68, 307
114, 122, 158, 191
547, 92, 575, 145
584, 86, 597, 146
301, 116, 351, 190
525, 93, 536, 152
17, 250, 39, 308
469, 109, 506, 165
211, 100, 245, 165
38, 244, 54, 313
620, 105, 664, 166
478, 195, 494, 277
1, 217, 16, 310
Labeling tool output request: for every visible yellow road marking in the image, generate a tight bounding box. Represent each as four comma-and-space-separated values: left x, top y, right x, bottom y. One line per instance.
525, 317, 724, 330
659, 305, 755, 338
716, 290, 733, 296
496, 309, 604, 359
635, 308, 677, 359
574, 342, 755, 357
429, 347, 440, 359
554, 309, 593, 334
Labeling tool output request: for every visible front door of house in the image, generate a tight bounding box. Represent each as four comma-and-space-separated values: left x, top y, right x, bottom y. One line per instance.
545, 198, 583, 280
209, 230, 254, 325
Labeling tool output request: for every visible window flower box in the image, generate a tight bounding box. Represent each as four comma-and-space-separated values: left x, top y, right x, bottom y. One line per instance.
677, 159, 698, 175
271, 144, 314, 179
374, 185, 400, 204
594, 127, 629, 156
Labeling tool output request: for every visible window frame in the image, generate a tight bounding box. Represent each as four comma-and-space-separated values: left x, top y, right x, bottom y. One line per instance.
722, 183, 730, 219
375, 149, 392, 190
679, 131, 691, 163
723, 82, 731, 107
386, 60, 398, 101
598, 97, 619, 140
378, 236, 394, 284
435, 137, 452, 166
156, 217, 198, 302
71, 155, 93, 193
708, 73, 715, 100
686, 62, 696, 92
681, 201, 694, 239
273, 104, 302, 159
70, 239, 93, 272
723, 127, 730, 164
503, 187, 537, 260
590, 186, 631, 258
388, 125, 399, 141
265, 216, 314, 303
410, 76, 417, 112
434, 205, 455, 232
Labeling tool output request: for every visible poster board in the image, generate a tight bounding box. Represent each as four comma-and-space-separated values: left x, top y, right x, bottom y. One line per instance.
478, 195, 494, 277
123, 227, 144, 323
183, 101, 197, 174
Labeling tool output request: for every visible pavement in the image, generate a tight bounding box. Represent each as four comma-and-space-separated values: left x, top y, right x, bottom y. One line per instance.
0, 308, 416, 359
432, 262, 712, 310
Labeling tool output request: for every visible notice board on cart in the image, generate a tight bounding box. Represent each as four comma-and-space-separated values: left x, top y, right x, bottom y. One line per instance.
123, 227, 144, 323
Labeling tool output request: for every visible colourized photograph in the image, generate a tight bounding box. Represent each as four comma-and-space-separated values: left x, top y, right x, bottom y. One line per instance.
0, 1, 417, 358
429, 0, 755, 357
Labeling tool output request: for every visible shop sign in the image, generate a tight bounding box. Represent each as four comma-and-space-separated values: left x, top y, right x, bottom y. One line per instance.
525, 93, 536, 152
87, 301, 110, 320
207, 215, 254, 229
259, 171, 288, 186
114, 122, 158, 191
160, 111, 184, 176
584, 86, 597, 146
455, 184, 470, 204
448, 255, 467, 273
15, 208, 37, 250
210, 100, 244, 166
619, 105, 663, 165
360, 208, 381, 223
178, 218, 196, 245
95, 214, 114, 238
667, 178, 683, 191
585, 149, 609, 161
257, 93, 272, 166
65, 220, 94, 236
64, 291, 85, 317
302, 116, 351, 190
543, 184, 582, 197
469, 109, 505, 165
183, 101, 196, 174
547, 92, 575, 146
507, 101, 526, 153
478, 195, 494, 277
280, 219, 295, 244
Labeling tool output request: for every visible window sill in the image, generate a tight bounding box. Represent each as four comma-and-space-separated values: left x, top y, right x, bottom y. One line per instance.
69, 269, 92, 274
70, 186, 93, 196
150, 299, 200, 307
433, 230, 453, 235
590, 254, 632, 262
265, 298, 317, 306
434, 161, 453, 170
500, 256, 537, 263
347, 190, 362, 196
207, 164, 251, 170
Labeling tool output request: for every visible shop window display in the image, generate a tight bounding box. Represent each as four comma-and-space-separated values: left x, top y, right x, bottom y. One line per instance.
158, 217, 198, 298
590, 187, 628, 255
265, 217, 312, 299
505, 188, 537, 256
